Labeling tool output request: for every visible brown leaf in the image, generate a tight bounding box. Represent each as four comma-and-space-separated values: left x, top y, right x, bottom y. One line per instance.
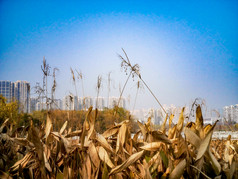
168, 114, 174, 129
98, 146, 115, 168
169, 159, 186, 179
88, 142, 100, 168
151, 131, 171, 144
10, 152, 33, 171
60, 121, 68, 134
207, 150, 221, 175
29, 122, 46, 178
96, 133, 114, 154
86, 155, 92, 179
60, 134, 71, 153
43, 152, 52, 172
177, 107, 185, 132
140, 142, 162, 151
65, 130, 82, 138
103, 126, 119, 138
196, 121, 217, 160
162, 114, 168, 134
11, 137, 33, 147
45, 113, 52, 139
116, 122, 128, 153
195, 105, 204, 137
137, 120, 147, 141
168, 124, 177, 139
184, 127, 201, 148
109, 150, 144, 175
0, 170, 13, 179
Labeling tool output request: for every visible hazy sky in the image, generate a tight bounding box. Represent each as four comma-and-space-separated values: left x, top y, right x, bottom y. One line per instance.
0, 0, 237, 110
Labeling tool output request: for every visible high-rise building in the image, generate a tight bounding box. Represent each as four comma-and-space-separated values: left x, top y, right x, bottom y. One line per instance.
52, 99, 62, 110
223, 104, 238, 123
63, 95, 78, 110
35, 101, 46, 111
95, 96, 105, 110
0, 81, 14, 103
0, 80, 30, 113
84, 96, 93, 109
30, 97, 38, 112
109, 97, 126, 109
14, 81, 30, 113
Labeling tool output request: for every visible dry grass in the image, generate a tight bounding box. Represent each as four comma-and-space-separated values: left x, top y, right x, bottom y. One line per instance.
0, 105, 237, 179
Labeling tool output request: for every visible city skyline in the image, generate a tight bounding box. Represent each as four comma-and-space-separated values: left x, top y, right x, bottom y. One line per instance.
1, 79, 238, 125
1, 79, 237, 112
0, 1, 237, 110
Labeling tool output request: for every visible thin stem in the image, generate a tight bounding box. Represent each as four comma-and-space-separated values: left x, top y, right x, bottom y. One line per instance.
139, 78, 167, 115
117, 71, 132, 108
190, 165, 212, 179
81, 79, 85, 110
132, 87, 139, 114
96, 90, 99, 109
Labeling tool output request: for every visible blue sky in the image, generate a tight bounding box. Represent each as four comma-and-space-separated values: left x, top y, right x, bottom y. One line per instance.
0, 0, 237, 110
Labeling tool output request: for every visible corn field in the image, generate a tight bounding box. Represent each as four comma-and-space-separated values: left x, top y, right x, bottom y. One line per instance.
0, 105, 237, 179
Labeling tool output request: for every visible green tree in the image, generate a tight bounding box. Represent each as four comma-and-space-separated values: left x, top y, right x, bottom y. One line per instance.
0, 95, 19, 125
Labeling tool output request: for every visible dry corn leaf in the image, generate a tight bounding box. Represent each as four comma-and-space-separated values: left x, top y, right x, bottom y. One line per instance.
140, 142, 162, 151
195, 105, 204, 138
184, 127, 201, 148
60, 121, 68, 134
103, 126, 119, 138
168, 114, 174, 129
10, 152, 33, 171
88, 108, 97, 139
11, 137, 33, 147
116, 122, 128, 153
86, 155, 92, 179
88, 142, 100, 168
137, 121, 147, 141
96, 133, 114, 154
204, 124, 212, 136
98, 146, 115, 168
168, 124, 177, 139
109, 150, 144, 175
177, 107, 185, 132
29, 122, 46, 178
143, 160, 152, 179
45, 113, 52, 139
60, 134, 71, 153
65, 130, 82, 138
207, 150, 221, 175
196, 121, 217, 160
43, 152, 52, 172
162, 114, 168, 134
0, 170, 13, 179
148, 151, 160, 167
151, 131, 171, 144
169, 159, 186, 179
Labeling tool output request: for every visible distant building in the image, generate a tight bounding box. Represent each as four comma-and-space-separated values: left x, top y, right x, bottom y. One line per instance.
30, 97, 38, 112
109, 97, 126, 109
14, 81, 30, 113
0, 81, 14, 103
0, 80, 30, 113
84, 96, 93, 109
63, 95, 78, 110
223, 104, 238, 123
36, 101, 46, 111
96, 96, 105, 110
52, 99, 62, 110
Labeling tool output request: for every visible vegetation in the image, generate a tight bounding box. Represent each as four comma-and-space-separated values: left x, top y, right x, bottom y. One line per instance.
0, 105, 237, 178
0, 51, 237, 178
